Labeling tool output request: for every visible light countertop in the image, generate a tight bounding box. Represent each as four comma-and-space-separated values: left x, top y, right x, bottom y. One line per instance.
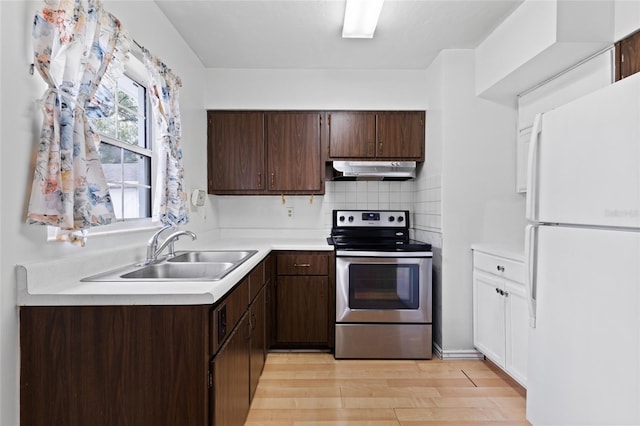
471, 242, 525, 262
17, 233, 332, 307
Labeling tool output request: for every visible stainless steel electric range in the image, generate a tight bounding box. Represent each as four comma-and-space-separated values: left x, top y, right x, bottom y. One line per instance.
329, 210, 433, 359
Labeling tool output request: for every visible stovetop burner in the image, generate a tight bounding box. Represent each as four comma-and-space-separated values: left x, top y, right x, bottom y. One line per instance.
329, 210, 431, 252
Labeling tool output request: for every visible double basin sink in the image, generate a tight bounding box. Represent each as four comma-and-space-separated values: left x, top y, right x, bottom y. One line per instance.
81, 250, 257, 282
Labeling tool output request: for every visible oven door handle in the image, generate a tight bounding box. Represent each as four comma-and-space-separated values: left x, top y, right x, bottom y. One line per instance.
336, 250, 432, 258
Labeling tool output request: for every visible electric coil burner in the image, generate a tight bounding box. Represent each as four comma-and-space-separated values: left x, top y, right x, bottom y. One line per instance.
329, 210, 433, 359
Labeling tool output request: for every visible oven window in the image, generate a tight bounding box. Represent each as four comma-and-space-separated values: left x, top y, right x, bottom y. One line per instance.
348, 264, 420, 309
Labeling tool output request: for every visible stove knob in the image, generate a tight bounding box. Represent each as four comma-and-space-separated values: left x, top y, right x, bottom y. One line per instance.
388, 216, 395, 222
339, 216, 345, 222
348, 216, 354, 222
397, 216, 404, 223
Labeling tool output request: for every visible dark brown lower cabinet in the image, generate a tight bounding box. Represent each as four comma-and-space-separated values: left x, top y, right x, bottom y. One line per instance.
249, 285, 267, 400
20, 259, 271, 426
211, 313, 250, 426
276, 275, 329, 345
20, 305, 209, 426
273, 251, 335, 349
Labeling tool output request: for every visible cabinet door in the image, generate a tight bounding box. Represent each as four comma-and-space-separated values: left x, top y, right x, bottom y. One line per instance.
505, 280, 528, 387
207, 111, 265, 193
275, 276, 329, 345
249, 286, 266, 402
328, 111, 376, 158
616, 30, 640, 81
212, 313, 250, 426
473, 270, 506, 367
375, 111, 424, 159
266, 112, 322, 192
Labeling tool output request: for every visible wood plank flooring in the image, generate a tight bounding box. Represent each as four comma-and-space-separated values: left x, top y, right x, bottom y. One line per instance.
246, 352, 529, 426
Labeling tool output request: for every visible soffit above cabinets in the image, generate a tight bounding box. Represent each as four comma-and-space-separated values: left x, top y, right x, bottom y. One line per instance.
476, 0, 615, 103
153, 0, 522, 70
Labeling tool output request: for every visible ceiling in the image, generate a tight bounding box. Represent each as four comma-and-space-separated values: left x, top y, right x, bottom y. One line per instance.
154, 0, 523, 70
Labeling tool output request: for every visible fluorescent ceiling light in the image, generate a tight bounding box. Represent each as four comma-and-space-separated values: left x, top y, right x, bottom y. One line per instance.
342, 0, 384, 38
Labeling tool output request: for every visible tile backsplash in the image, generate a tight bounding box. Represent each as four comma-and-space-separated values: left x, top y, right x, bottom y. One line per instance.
214, 175, 442, 235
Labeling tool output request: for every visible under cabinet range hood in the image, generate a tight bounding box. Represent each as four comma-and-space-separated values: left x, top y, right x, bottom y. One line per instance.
332, 161, 416, 181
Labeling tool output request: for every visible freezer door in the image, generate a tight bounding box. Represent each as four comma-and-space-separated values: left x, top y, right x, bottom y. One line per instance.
527, 73, 640, 228
527, 225, 640, 425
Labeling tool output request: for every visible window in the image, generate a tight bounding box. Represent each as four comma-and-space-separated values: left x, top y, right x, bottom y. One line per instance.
93, 74, 152, 220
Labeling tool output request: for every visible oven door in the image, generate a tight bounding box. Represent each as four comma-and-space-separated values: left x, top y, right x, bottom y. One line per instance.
336, 253, 432, 323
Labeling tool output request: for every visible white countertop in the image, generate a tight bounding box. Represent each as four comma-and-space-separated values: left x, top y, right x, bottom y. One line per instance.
17, 233, 332, 307
470, 242, 525, 262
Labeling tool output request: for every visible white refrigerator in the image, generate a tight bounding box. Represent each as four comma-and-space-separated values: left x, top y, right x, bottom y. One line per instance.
525, 72, 640, 425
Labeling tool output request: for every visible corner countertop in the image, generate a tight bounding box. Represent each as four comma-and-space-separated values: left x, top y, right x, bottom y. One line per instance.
17, 232, 333, 307
470, 242, 525, 262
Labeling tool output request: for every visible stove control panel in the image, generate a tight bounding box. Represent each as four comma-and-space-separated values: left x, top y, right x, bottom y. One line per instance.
334, 210, 409, 228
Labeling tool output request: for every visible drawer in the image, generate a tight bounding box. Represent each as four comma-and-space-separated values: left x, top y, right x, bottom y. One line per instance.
277, 253, 329, 276
473, 251, 524, 283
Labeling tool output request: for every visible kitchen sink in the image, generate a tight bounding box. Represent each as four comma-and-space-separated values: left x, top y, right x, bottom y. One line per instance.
81, 250, 258, 282
168, 250, 257, 264
120, 262, 235, 280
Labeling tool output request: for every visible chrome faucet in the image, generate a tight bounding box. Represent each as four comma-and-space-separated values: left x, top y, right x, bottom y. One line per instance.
142, 225, 197, 265
144, 224, 174, 264
154, 230, 197, 260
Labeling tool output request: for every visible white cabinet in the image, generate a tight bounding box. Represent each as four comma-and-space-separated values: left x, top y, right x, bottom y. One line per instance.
472, 247, 527, 387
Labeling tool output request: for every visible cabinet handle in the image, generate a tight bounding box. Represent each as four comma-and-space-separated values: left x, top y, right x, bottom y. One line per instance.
294, 263, 311, 267
379, 140, 383, 154
258, 173, 262, 188
496, 265, 505, 272
495, 288, 506, 296
271, 173, 275, 188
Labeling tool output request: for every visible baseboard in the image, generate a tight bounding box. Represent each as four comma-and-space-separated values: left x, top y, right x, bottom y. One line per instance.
433, 343, 484, 360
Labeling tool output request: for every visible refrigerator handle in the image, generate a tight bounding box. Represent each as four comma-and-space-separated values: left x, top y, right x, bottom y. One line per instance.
525, 224, 538, 328
525, 113, 542, 221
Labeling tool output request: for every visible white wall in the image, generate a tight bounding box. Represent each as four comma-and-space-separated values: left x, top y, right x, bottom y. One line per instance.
415, 54, 444, 348
0, 2, 206, 425
204, 68, 429, 234
423, 50, 525, 355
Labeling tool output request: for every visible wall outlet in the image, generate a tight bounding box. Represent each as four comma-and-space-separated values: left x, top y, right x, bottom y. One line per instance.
286, 207, 294, 219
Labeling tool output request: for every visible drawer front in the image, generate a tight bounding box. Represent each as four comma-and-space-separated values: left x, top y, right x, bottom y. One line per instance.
211, 277, 249, 355
473, 251, 524, 283
277, 253, 329, 275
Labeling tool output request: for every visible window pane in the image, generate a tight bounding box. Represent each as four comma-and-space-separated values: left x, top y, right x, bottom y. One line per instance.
117, 108, 140, 145
123, 152, 151, 187
117, 78, 141, 114
100, 144, 123, 180
107, 182, 124, 218
94, 115, 117, 139
123, 185, 151, 219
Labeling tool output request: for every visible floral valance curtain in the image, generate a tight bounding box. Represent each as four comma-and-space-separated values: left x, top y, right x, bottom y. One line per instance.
143, 52, 189, 226
27, 0, 189, 243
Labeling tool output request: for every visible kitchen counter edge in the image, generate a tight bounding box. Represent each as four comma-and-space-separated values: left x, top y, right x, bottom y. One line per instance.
17, 237, 333, 307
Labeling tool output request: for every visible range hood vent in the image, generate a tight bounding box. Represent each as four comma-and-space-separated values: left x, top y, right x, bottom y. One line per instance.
332, 161, 416, 181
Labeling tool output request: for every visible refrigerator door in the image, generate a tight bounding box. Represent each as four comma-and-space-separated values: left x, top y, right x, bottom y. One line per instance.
527, 225, 640, 425
526, 73, 640, 228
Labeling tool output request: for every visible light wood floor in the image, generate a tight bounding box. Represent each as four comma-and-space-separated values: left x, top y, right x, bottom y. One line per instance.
246, 352, 530, 426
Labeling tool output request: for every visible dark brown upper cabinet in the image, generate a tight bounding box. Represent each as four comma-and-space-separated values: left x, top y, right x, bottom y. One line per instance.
616, 30, 640, 81
327, 111, 425, 161
207, 110, 324, 195
207, 111, 265, 193
265, 111, 323, 193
